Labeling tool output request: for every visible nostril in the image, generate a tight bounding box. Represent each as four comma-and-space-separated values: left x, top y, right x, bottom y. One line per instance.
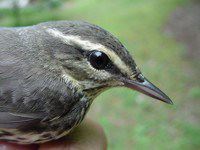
137, 74, 145, 83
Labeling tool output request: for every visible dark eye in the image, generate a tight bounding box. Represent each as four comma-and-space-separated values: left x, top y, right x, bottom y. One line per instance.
88, 50, 110, 70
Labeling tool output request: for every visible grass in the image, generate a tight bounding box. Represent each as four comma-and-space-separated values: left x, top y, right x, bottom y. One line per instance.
0, 0, 199, 149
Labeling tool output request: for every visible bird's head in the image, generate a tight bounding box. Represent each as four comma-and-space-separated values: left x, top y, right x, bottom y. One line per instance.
41, 21, 172, 104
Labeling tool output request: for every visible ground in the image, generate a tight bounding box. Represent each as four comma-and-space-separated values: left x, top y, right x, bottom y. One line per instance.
0, 0, 199, 149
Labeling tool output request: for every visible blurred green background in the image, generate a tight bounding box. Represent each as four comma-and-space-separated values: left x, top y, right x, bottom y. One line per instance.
0, 0, 199, 149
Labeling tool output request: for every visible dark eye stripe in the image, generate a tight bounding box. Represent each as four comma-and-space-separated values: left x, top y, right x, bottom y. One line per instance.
87, 50, 124, 76
75, 47, 85, 54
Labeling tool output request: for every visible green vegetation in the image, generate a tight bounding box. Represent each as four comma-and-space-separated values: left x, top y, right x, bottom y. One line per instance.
0, 0, 199, 149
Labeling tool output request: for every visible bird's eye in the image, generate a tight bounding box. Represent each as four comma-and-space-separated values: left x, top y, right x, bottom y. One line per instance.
88, 50, 110, 70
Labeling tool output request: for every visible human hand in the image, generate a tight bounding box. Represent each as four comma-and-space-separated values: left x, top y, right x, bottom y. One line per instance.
0, 118, 107, 150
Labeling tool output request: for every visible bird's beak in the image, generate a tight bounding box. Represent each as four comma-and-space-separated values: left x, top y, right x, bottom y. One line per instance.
121, 73, 173, 104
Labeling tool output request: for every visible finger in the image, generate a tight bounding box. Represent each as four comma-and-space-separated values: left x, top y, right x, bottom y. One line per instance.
39, 118, 107, 150
0, 141, 38, 150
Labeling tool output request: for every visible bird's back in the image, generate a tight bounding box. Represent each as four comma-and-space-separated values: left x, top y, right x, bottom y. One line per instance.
0, 26, 89, 144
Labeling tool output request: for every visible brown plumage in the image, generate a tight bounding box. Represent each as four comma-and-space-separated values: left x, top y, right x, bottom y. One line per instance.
0, 21, 172, 144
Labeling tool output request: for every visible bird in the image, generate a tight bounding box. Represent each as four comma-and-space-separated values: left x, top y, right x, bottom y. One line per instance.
0, 20, 173, 144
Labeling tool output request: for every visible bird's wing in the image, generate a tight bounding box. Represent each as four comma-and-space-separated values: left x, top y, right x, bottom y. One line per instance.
0, 51, 75, 129
0, 112, 45, 128
0, 52, 49, 128
0, 27, 80, 129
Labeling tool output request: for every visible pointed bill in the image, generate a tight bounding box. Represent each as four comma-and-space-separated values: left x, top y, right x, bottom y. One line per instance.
121, 74, 173, 104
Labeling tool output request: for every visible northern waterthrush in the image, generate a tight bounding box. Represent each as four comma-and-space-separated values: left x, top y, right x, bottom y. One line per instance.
0, 21, 173, 144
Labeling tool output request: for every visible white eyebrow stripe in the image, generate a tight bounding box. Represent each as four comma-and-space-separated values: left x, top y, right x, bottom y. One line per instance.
46, 28, 132, 75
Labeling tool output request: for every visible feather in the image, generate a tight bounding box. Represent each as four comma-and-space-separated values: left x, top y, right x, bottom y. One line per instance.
0, 112, 44, 128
